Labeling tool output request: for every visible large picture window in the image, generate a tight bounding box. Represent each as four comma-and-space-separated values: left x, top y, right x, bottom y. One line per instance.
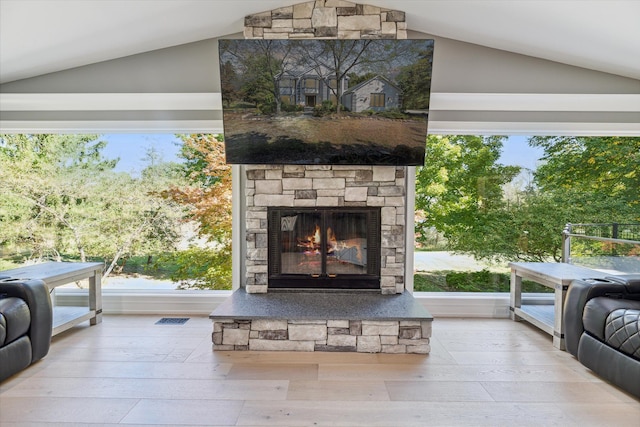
0, 133, 232, 291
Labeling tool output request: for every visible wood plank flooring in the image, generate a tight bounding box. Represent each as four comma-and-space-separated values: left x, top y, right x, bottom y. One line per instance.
1, 315, 638, 426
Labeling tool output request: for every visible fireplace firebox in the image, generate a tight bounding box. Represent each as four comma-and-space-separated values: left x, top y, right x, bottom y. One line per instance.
268, 207, 381, 289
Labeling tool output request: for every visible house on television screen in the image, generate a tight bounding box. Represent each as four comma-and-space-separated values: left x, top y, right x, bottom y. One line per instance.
341, 75, 402, 113
278, 69, 401, 113
277, 66, 349, 109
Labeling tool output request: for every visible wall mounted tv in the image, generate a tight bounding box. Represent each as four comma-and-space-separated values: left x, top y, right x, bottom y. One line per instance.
218, 38, 434, 165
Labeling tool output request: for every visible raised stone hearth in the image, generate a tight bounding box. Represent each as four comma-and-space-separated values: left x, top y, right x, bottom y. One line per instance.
210, 290, 432, 353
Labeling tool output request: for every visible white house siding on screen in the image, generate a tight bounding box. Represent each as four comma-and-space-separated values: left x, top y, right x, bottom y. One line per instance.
342, 76, 402, 113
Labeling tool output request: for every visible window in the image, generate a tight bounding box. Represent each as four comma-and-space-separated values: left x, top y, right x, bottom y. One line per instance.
411, 135, 640, 292
0, 133, 232, 292
370, 93, 385, 108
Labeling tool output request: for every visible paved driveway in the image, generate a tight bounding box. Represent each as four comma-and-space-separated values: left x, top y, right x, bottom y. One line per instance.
414, 251, 505, 272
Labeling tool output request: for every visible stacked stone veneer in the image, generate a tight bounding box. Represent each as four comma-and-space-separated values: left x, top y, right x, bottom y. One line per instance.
245, 165, 407, 294
244, 0, 406, 40
213, 319, 431, 353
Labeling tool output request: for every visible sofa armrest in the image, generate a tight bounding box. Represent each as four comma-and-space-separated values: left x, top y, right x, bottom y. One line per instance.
563, 277, 626, 356
606, 274, 640, 294
0, 278, 53, 362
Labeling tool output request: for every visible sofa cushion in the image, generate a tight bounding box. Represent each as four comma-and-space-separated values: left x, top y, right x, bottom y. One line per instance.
583, 297, 640, 341
0, 297, 31, 345
0, 336, 32, 382
577, 333, 640, 398
604, 308, 640, 361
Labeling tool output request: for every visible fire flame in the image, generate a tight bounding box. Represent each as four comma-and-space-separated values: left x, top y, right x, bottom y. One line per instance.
313, 224, 321, 245
299, 224, 363, 265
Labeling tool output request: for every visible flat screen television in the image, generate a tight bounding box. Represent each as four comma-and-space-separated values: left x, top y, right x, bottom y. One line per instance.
218, 38, 434, 165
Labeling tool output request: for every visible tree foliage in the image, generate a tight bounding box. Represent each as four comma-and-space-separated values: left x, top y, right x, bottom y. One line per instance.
415, 135, 520, 259
395, 45, 434, 110
220, 39, 297, 114
1, 134, 111, 261
158, 246, 232, 290
347, 71, 377, 88
161, 134, 233, 289
530, 136, 639, 217
220, 60, 240, 107
0, 134, 185, 280
415, 135, 639, 264
166, 134, 232, 240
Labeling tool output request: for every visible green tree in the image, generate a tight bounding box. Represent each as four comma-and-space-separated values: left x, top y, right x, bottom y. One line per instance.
507, 189, 638, 262
96, 169, 185, 279
220, 60, 240, 107
415, 135, 639, 264
220, 39, 297, 114
162, 134, 232, 289
0, 134, 185, 281
415, 135, 520, 259
530, 136, 639, 215
514, 136, 640, 262
0, 134, 115, 261
395, 45, 434, 110
347, 71, 377, 88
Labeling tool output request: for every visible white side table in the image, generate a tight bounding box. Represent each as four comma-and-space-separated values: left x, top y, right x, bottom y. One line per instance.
509, 262, 608, 350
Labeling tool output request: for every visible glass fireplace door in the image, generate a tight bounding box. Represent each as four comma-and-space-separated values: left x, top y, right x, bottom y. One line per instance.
279, 212, 323, 276
268, 207, 380, 289
326, 211, 368, 276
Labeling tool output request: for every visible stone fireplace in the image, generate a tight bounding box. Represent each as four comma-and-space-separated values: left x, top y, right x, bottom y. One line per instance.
245, 165, 406, 294
209, 0, 433, 353
210, 148, 432, 355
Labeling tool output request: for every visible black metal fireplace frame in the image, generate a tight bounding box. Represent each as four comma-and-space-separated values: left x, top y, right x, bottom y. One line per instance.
268, 207, 381, 290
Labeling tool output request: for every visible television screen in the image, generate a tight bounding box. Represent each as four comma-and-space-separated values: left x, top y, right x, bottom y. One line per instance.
218, 38, 434, 165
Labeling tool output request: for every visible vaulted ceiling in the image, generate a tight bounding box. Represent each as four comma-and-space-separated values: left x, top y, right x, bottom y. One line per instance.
1, 0, 639, 84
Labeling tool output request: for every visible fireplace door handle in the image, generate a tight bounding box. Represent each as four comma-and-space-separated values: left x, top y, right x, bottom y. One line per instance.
311, 274, 320, 278
328, 274, 337, 278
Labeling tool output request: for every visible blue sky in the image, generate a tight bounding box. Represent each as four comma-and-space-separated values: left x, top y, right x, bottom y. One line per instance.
101, 134, 183, 174
502, 135, 544, 170
101, 134, 544, 173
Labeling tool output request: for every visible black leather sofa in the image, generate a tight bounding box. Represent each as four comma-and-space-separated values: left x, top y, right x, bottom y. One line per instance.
0, 278, 53, 382
564, 274, 640, 398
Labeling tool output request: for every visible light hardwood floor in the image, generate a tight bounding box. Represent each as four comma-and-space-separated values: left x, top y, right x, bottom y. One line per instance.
1, 315, 638, 426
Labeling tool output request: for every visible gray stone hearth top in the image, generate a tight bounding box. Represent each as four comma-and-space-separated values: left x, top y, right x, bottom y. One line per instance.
209, 289, 433, 322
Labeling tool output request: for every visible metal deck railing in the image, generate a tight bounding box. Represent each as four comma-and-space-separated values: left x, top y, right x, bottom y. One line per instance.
561, 223, 640, 273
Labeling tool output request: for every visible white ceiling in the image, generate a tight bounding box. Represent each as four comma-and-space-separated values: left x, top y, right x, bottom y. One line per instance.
1, 0, 639, 85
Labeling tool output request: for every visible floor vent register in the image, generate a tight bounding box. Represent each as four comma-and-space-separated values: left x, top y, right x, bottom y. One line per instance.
155, 317, 190, 325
